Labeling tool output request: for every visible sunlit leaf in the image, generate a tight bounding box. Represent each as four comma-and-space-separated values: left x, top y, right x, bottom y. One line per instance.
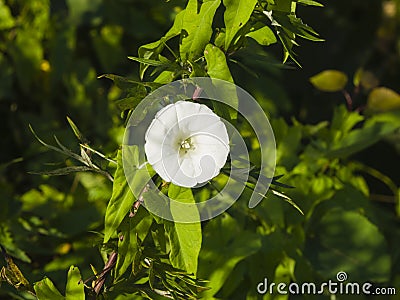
104, 150, 135, 243
204, 44, 237, 120
296, 0, 323, 7
310, 70, 348, 92
223, 0, 257, 50
180, 0, 221, 60
0, 0, 15, 30
245, 23, 277, 46
127, 57, 169, 67
34, 277, 64, 300
367, 87, 400, 112
66, 266, 84, 300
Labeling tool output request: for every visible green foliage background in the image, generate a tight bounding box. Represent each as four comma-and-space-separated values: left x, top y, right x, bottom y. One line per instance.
0, 0, 399, 299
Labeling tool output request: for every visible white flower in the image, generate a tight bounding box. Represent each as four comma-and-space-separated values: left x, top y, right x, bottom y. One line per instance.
144, 101, 229, 188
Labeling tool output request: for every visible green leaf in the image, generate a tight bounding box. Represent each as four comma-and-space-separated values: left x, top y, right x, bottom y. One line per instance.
0, 0, 15, 30
127, 56, 169, 67
277, 28, 300, 65
66, 117, 88, 144
296, 0, 323, 7
223, 0, 258, 50
104, 150, 135, 243
306, 188, 391, 282
327, 111, 400, 158
66, 266, 84, 300
114, 96, 145, 112
367, 87, 400, 112
98, 74, 159, 92
29, 166, 93, 176
310, 70, 348, 92
245, 23, 277, 46
204, 44, 237, 120
0, 224, 31, 263
353, 69, 379, 90
286, 14, 324, 42
204, 44, 234, 83
136, 8, 184, 79
9, 30, 43, 94
330, 105, 364, 134
198, 214, 262, 297
267, 0, 293, 12
164, 184, 201, 275
180, 0, 221, 61
115, 208, 153, 279
34, 277, 64, 300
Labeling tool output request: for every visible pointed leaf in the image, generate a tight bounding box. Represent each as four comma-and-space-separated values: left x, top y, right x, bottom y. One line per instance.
137, 10, 185, 79
29, 166, 93, 176
115, 208, 153, 279
66, 266, 84, 300
296, 0, 323, 6
180, 0, 221, 60
66, 117, 87, 144
34, 277, 64, 300
164, 184, 201, 275
245, 24, 277, 46
204, 44, 237, 119
127, 56, 168, 67
104, 150, 135, 243
223, 0, 257, 49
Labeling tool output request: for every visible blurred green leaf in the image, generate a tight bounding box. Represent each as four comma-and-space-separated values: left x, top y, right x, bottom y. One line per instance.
328, 112, 400, 158
310, 70, 348, 92
29, 166, 93, 176
0, 0, 15, 30
198, 214, 261, 297
306, 188, 391, 282
138, 9, 185, 79
66, 0, 102, 25
353, 68, 379, 90
330, 105, 364, 134
65, 266, 84, 300
367, 87, 400, 112
9, 30, 43, 93
223, 0, 257, 50
0, 224, 31, 263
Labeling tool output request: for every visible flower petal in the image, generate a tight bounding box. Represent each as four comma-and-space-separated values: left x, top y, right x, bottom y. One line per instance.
145, 100, 230, 188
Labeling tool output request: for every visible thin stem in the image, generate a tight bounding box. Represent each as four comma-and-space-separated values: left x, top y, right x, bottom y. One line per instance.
342, 89, 353, 111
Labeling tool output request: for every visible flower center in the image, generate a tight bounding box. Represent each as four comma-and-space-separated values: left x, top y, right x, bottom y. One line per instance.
179, 137, 195, 154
